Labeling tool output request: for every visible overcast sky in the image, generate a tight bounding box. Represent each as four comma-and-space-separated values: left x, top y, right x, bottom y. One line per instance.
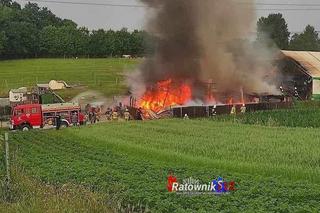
15, 0, 320, 33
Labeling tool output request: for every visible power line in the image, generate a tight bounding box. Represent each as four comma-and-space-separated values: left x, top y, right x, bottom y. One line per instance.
251, 3, 320, 7
21, 0, 320, 11
256, 8, 320, 11
22, 0, 146, 8
20, 0, 320, 7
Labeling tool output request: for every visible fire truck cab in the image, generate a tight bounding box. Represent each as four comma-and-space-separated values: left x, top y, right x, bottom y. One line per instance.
10, 103, 85, 131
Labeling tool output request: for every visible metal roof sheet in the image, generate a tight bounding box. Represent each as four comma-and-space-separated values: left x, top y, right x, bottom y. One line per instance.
281, 50, 320, 78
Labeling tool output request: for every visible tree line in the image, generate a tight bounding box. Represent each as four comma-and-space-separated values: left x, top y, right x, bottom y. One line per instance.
257, 13, 320, 51
1, 0, 320, 59
0, 0, 151, 59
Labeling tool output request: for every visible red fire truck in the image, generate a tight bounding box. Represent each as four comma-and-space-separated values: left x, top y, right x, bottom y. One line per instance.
10, 103, 85, 131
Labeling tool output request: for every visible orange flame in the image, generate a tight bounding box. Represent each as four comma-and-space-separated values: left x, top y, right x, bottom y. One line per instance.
139, 79, 192, 112
226, 97, 234, 105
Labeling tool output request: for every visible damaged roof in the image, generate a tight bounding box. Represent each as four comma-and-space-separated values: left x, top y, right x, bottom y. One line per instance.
281, 50, 320, 78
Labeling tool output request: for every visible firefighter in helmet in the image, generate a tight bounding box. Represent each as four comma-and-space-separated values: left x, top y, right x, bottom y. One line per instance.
183, 114, 189, 120
240, 104, 246, 114
112, 108, 119, 121
105, 107, 112, 121
124, 108, 130, 121
212, 105, 217, 117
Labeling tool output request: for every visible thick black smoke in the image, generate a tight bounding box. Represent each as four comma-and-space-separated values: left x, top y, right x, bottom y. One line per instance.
129, 0, 279, 101
140, 0, 201, 84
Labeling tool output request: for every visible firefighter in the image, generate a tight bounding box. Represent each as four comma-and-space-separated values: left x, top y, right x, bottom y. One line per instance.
124, 108, 130, 121
212, 105, 217, 117
230, 105, 236, 115
85, 104, 91, 114
72, 112, 78, 126
240, 104, 246, 114
56, 115, 61, 130
294, 87, 299, 97
112, 109, 119, 121
280, 86, 284, 94
135, 107, 143, 120
88, 111, 93, 123
105, 107, 112, 120
93, 112, 97, 124
95, 107, 101, 122
89, 106, 95, 124
90, 107, 97, 124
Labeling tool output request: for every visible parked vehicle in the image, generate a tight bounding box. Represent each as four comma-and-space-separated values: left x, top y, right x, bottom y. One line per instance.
10, 103, 85, 131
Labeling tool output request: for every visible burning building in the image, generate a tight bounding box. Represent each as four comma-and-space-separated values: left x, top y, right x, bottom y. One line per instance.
127, 0, 281, 115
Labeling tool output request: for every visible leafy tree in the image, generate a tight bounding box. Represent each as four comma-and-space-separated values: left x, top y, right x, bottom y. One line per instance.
0, 4, 17, 25
0, 31, 7, 54
257, 13, 290, 49
59, 25, 87, 57
40, 25, 88, 57
130, 30, 145, 56
61, 19, 77, 28
4, 21, 38, 57
21, 3, 65, 29
39, 25, 60, 56
0, 0, 148, 59
289, 25, 320, 51
113, 28, 131, 56
105, 29, 116, 56
89, 29, 108, 57
77, 27, 89, 55
38, 7, 62, 27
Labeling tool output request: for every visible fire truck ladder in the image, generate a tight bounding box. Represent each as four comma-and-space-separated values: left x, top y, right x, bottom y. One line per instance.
51, 91, 65, 103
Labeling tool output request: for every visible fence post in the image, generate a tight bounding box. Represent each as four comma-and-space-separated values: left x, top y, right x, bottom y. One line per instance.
4, 132, 10, 184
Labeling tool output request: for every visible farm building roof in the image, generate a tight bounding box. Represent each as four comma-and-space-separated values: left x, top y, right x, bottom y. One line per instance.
281, 50, 320, 78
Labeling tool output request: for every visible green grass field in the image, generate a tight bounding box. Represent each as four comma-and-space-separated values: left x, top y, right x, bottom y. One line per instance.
4, 119, 320, 212
0, 58, 139, 98
1, 59, 320, 212
0, 128, 112, 213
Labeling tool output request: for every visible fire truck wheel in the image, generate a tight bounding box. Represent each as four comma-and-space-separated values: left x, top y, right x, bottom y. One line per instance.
60, 121, 68, 128
21, 124, 31, 131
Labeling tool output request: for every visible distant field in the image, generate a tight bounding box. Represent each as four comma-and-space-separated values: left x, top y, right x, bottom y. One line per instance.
7, 120, 320, 212
0, 58, 140, 99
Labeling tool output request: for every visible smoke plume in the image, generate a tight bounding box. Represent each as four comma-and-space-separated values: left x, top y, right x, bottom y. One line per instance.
129, 0, 279, 102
